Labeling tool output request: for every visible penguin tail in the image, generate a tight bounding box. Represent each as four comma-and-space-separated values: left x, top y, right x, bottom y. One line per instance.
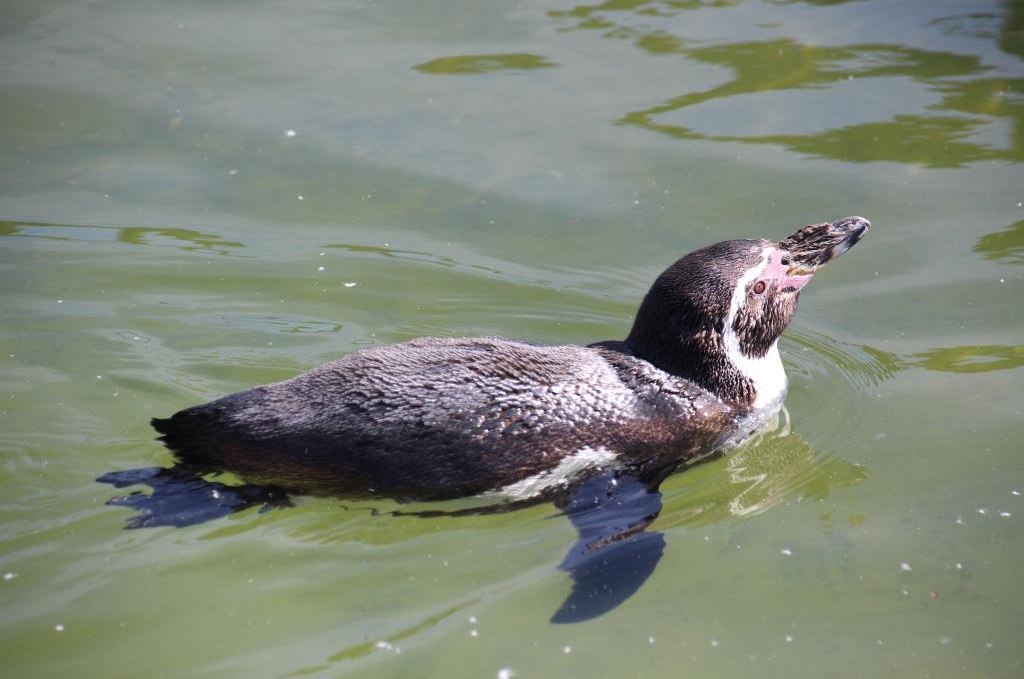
149, 407, 228, 468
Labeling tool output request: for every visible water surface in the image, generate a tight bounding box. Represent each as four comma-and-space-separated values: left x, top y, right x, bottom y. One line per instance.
1, 0, 1022, 677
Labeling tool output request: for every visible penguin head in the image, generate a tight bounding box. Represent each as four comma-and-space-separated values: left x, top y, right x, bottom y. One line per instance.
626, 216, 869, 405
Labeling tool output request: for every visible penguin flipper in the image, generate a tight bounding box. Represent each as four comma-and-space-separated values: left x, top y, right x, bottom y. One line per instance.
549, 470, 666, 624
96, 465, 291, 529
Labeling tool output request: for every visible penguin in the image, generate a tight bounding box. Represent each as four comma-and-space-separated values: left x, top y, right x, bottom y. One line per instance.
99, 215, 869, 622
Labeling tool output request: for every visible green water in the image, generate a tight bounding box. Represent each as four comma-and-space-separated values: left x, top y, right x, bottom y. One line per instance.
1, 0, 1022, 676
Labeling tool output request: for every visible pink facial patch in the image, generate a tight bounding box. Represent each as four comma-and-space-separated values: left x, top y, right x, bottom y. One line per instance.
762, 248, 813, 291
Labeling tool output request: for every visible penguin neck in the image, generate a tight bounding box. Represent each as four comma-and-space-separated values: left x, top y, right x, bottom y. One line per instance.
724, 338, 788, 410
624, 326, 788, 410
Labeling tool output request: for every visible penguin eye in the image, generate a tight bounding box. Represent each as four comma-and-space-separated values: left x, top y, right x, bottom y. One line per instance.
752, 280, 767, 295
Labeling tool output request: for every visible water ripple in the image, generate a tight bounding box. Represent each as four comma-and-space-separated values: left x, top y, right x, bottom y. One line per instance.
658, 409, 870, 532
785, 327, 907, 390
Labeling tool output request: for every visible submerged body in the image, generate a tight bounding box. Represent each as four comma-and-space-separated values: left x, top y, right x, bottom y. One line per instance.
151, 217, 869, 504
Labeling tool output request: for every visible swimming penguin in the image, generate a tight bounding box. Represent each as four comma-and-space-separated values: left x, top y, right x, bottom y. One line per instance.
99, 216, 868, 622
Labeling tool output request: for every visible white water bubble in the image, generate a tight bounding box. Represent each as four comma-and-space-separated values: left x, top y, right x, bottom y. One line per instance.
781, 548, 793, 556
497, 669, 515, 679
900, 562, 912, 572
285, 129, 297, 138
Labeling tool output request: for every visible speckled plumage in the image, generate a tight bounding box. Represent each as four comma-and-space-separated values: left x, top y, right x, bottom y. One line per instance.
155, 337, 732, 500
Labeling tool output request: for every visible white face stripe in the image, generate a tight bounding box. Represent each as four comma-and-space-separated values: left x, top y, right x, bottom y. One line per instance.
485, 446, 620, 500
723, 248, 788, 409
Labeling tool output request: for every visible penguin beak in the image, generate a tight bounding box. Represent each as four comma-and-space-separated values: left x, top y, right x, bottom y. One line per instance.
779, 216, 870, 276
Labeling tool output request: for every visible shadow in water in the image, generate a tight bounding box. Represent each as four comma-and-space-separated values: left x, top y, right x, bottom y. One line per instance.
0, 220, 244, 255
414, 53, 557, 74
974, 219, 1024, 264
547, 1, 1024, 167
549, 470, 668, 623
915, 344, 1024, 373
97, 466, 291, 529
